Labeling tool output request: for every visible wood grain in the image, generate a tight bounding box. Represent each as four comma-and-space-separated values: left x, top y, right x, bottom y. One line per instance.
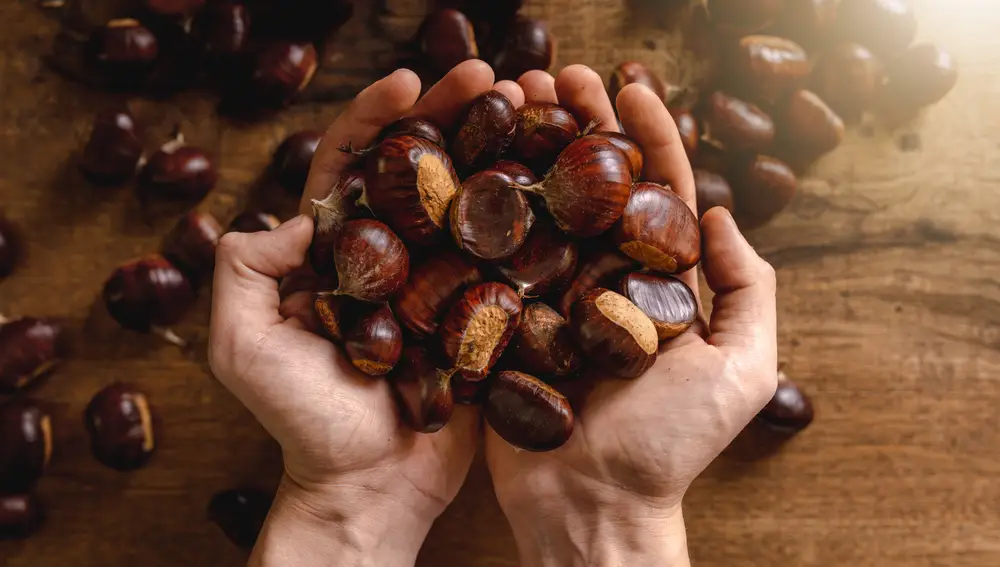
2, 0, 999, 566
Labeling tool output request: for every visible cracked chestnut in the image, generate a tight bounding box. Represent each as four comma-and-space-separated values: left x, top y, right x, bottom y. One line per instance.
811, 43, 883, 122
0, 399, 52, 491
391, 251, 482, 338
486, 371, 574, 452
833, 0, 917, 57
618, 272, 698, 341
591, 131, 643, 181
609, 61, 668, 104
512, 103, 580, 172
84, 382, 156, 471
693, 169, 735, 218
570, 288, 658, 379
612, 182, 701, 274
0, 317, 67, 393
557, 247, 638, 318
493, 17, 554, 81
310, 170, 368, 276
162, 210, 223, 284
208, 488, 273, 550
450, 170, 534, 261
730, 155, 798, 228
138, 133, 217, 202
344, 305, 403, 377
389, 346, 454, 433
758, 372, 814, 433
228, 211, 280, 233
79, 107, 144, 186
102, 254, 196, 346
509, 303, 580, 380
732, 35, 810, 103
498, 219, 578, 298
884, 44, 959, 110
419, 9, 479, 74
274, 130, 323, 195
324, 219, 409, 303
440, 282, 522, 381
0, 494, 43, 540
703, 91, 775, 152
451, 91, 517, 172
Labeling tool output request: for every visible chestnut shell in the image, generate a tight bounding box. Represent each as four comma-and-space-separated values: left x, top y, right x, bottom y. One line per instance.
511, 103, 580, 173
391, 250, 482, 338
703, 91, 775, 152
569, 288, 658, 379
0, 317, 66, 393
380, 118, 445, 148
249, 42, 318, 107
591, 131, 644, 181
208, 488, 273, 551
138, 139, 218, 202
343, 305, 403, 377
103, 254, 196, 333
833, 0, 917, 57
732, 35, 810, 103
498, 219, 578, 298
884, 44, 959, 110
440, 282, 523, 381
509, 303, 581, 380
491, 160, 538, 186
777, 89, 845, 163
450, 170, 535, 261
310, 169, 368, 276
0, 399, 52, 491
618, 272, 698, 341
693, 169, 735, 218
557, 247, 638, 319
612, 182, 702, 274
609, 61, 668, 103
486, 371, 574, 452
758, 373, 814, 433
330, 219, 409, 303
451, 91, 517, 172
84, 382, 156, 471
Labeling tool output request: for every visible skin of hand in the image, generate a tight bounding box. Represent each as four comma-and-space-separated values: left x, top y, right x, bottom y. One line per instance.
208, 61, 515, 567
483, 67, 780, 567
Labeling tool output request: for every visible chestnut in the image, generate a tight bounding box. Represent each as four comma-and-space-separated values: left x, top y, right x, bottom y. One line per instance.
693, 169, 735, 218
380, 118, 446, 148
450, 171, 535, 261
493, 17, 554, 81
511, 103, 580, 173
440, 282, 522, 381
452, 375, 488, 405
145, 0, 206, 17
516, 136, 633, 237
228, 211, 280, 233
161, 210, 223, 284
618, 272, 698, 341
314, 295, 374, 343
706, 0, 785, 34
498, 219, 578, 298
88, 19, 159, 85
609, 61, 668, 104
670, 109, 700, 161
102, 254, 196, 346
0, 317, 66, 393
138, 133, 218, 202
757, 372, 814, 433
732, 35, 810, 103
0, 399, 52, 491
310, 170, 367, 276
391, 251, 482, 338
730, 155, 798, 228
199, 1, 252, 58
612, 182, 701, 274
702, 91, 775, 152
569, 288, 658, 379
326, 219, 409, 303
491, 160, 538, 186
777, 89, 845, 163
208, 488, 273, 551
0, 494, 43, 540
344, 305, 403, 377
884, 44, 959, 110
509, 303, 580, 380
419, 9, 479, 75
811, 43, 884, 122
451, 91, 517, 173
486, 371, 574, 452
363, 135, 461, 247
0, 215, 19, 278
389, 346, 454, 433
557, 248, 638, 318
79, 108, 144, 186
273, 130, 323, 195
84, 382, 156, 471
249, 42, 319, 107
833, 0, 917, 57
590, 131, 644, 181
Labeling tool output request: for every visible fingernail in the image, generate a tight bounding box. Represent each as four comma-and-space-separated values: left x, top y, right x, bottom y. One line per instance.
275, 214, 307, 232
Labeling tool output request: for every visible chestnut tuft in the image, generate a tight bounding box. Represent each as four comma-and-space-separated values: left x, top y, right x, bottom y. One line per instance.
88, 19, 159, 85
511, 103, 580, 172
363, 135, 461, 247
391, 251, 482, 338
419, 9, 479, 74
702, 91, 775, 152
389, 346, 454, 433
670, 109, 700, 161
440, 282, 523, 381
833, 0, 917, 57
498, 219, 578, 298
618, 272, 698, 341
486, 371, 574, 452
0, 317, 67, 393
138, 133, 218, 202
380, 117, 445, 148
249, 42, 319, 107
199, 1, 252, 59
493, 17, 554, 81
451, 91, 517, 172
777, 89, 845, 163
491, 160, 538, 186
884, 44, 959, 110
608, 61, 668, 103
0, 215, 17, 278
161, 210, 223, 284
344, 305, 403, 377
228, 211, 281, 233
811, 43, 883, 123
208, 488, 273, 551
509, 303, 581, 380
732, 35, 810, 103
590, 131, 644, 181
0, 494, 44, 540
757, 372, 814, 433
557, 248, 638, 318
145, 0, 206, 17
0, 399, 52, 491
310, 170, 368, 276
79, 108, 144, 186
570, 288, 658, 379
450, 170, 535, 261
273, 130, 323, 195
706, 0, 785, 34
102, 254, 196, 346
84, 382, 156, 471
693, 169, 735, 218
612, 182, 701, 274
325, 219, 409, 303
314, 295, 374, 343
730, 155, 798, 228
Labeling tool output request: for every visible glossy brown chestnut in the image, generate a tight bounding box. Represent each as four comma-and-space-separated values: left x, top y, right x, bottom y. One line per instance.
570, 288, 658, 379
314, 295, 374, 343
450, 171, 534, 261
884, 44, 959, 110
833, 0, 917, 57
757, 372, 814, 433
493, 17, 554, 81
591, 131, 644, 181
88, 19, 159, 84
250, 42, 318, 107
102, 254, 196, 345
612, 182, 701, 274
344, 305, 403, 377
200, 1, 252, 57
517, 136, 633, 237
486, 371, 573, 452
440, 283, 522, 381
0, 399, 52, 491
138, 133, 218, 202
499, 219, 578, 298
509, 303, 581, 380
364, 135, 461, 247
778, 90, 845, 163
609, 61, 668, 104
84, 382, 156, 471
310, 170, 368, 276
79, 108, 143, 186
0, 317, 65, 393
325, 219, 409, 303
693, 169, 735, 218
419, 9, 479, 74
273, 130, 323, 195
0, 215, 18, 278
380, 118, 445, 148
512, 103, 580, 172
703, 91, 775, 152
730, 155, 798, 228
208, 488, 273, 551
145, 0, 206, 17
0, 494, 43, 540
732, 35, 810, 103
670, 109, 699, 161
228, 211, 281, 233
451, 91, 517, 172
618, 273, 698, 341
491, 160, 538, 186
391, 251, 482, 338
557, 248, 638, 318
811, 43, 884, 122
162, 210, 223, 283
389, 346, 454, 433
452, 375, 488, 405
706, 0, 785, 34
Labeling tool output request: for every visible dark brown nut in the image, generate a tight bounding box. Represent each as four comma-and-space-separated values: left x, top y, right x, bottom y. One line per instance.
498, 219, 578, 298
509, 303, 581, 379
730, 155, 798, 228
884, 44, 959, 110
570, 288, 658, 379
102, 254, 196, 344
493, 17, 554, 81
692, 141, 731, 176
512, 103, 580, 173
273, 130, 323, 195
0, 494, 44, 540
328, 219, 409, 303
777, 90, 845, 163
486, 371, 574, 452
451, 91, 517, 172
757, 372, 814, 433
0, 215, 17, 278
0, 399, 52, 491
84, 383, 156, 471
833, 0, 917, 57
557, 248, 638, 319
380, 118, 446, 148
670, 109, 700, 161
208, 488, 273, 550
769, 0, 839, 51
590, 131, 644, 181
450, 170, 534, 261
344, 305, 403, 377
161, 210, 224, 284
199, 1, 252, 58
452, 375, 488, 405
228, 211, 281, 233
706, 0, 785, 34
811, 43, 884, 122
0, 317, 66, 393
609, 61, 668, 103
732, 35, 810, 103
440, 283, 523, 381
88, 19, 159, 85
79, 108, 144, 186
145, 0, 206, 17
693, 169, 735, 218
419, 9, 479, 74
391, 251, 482, 338
250, 42, 318, 107
491, 160, 539, 186
618, 273, 698, 341
389, 346, 454, 433
313, 295, 375, 343
703, 91, 775, 152
612, 182, 702, 274
310, 170, 368, 275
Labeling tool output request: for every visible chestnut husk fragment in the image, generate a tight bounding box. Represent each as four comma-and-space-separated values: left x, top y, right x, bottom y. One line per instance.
693, 169, 735, 218
883, 44, 959, 110
84, 382, 156, 471
498, 219, 578, 299
208, 488, 273, 551
612, 182, 702, 274
509, 303, 581, 380
493, 17, 554, 81
591, 131, 644, 181
310, 170, 367, 276
511, 103, 580, 173
228, 211, 280, 233
618, 273, 698, 341
344, 305, 403, 377
102, 254, 196, 345
390, 251, 482, 338
0, 317, 67, 393
451, 91, 517, 173
0, 494, 44, 540
0, 399, 52, 491
137, 133, 218, 202
273, 130, 323, 195
161, 210, 224, 284
569, 288, 658, 379
79, 108, 144, 186
380, 118, 446, 148
440, 282, 523, 381
450, 170, 534, 261
389, 346, 454, 433
811, 43, 884, 123
833, 0, 917, 57
731, 35, 810, 103
730, 155, 798, 228
486, 371, 574, 452
419, 9, 479, 74
327, 219, 409, 303
702, 92, 775, 152
557, 247, 638, 319
757, 372, 814, 433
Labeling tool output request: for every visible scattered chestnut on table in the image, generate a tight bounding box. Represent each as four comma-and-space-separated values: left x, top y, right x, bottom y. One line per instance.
730, 155, 798, 229
757, 372, 814, 433
612, 182, 702, 274
419, 9, 479, 75
161, 210, 223, 284
511, 103, 580, 173
343, 305, 403, 377
509, 303, 581, 380
84, 382, 156, 471
228, 211, 281, 233
102, 254, 196, 347
609, 61, 669, 104
618, 272, 698, 341
440, 282, 523, 381
198, 1, 252, 59
499, 219, 578, 299
731, 35, 810, 104
0, 317, 66, 393
833, 0, 917, 58
0, 399, 52, 491
492, 16, 554, 81
883, 44, 959, 110
811, 43, 884, 123
390, 345, 455, 433
138, 132, 218, 202
79, 107, 144, 186
777, 89, 845, 165
0, 494, 43, 540
273, 130, 323, 195
248, 41, 319, 108
693, 169, 735, 218
323, 219, 409, 303
570, 288, 658, 379
702, 91, 775, 153
450, 170, 534, 261
486, 371, 574, 452
451, 91, 517, 173
208, 488, 273, 551
0, 214, 19, 278
87, 19, 160, 87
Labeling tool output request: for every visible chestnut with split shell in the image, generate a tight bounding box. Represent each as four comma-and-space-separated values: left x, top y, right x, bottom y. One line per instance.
323, 219, 409, 303
730, 155, 798, 228
208, 488, 273, 551
138, 132, 218, 202
389, 346, 454, 433
84, 382, 156, 471
102, 254, 196, 347
79, 108, 144, 186
451, 91, 517, 172
228, 211, 280, 233
498, 219, 578, 299
493, 17, 554, 81
557, 248, 638, 319
570, 288, 658, 379
0, 494, 44, 540
732, 35, 810, 103
344, 305, 403, 377
419, 9, 479, 75
618, 273, 698, 341
273, 130, 323, 195
702, 92, 775, 152
811, 43, 883, 123
612, 182, 702, 274
590, 131, 644, 182
0, 399, 52, 491
509, 303, 581, 380
440, 282, 523, 381
511, 103, 580, 173
486, 371, 574, 452
0, 317, 67, 393
693, 169, 735, 218
450, 170, 535, 261
310, 170, 367, 276
390, 251, 482, 338
161, 210, 223, 284
757, 372, 814, 433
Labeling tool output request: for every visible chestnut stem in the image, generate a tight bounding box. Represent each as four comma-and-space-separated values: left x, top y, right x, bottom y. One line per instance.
152, 326, 188, 349
580, 117, 603, 137
160, 129, 187, 154
337, 143, 371, 158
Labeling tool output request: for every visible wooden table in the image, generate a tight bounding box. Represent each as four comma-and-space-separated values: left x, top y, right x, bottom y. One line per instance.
2, 1, 998, 565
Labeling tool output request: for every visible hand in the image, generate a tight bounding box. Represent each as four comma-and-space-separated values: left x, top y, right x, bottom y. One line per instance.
484, 66, 779, 567
208, 61, 509, 567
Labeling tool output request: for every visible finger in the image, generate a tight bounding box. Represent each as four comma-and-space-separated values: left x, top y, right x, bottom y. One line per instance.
301, 69, 422, 213
278, 290, 321, 334
518, 70, 558, 104
408, 59, 496, 129
554, 65, 619, 133
700, 207, 777, 363
493, 80, 526, 109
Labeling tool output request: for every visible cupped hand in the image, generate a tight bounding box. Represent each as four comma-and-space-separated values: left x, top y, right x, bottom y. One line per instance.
484, 66, 779, 566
